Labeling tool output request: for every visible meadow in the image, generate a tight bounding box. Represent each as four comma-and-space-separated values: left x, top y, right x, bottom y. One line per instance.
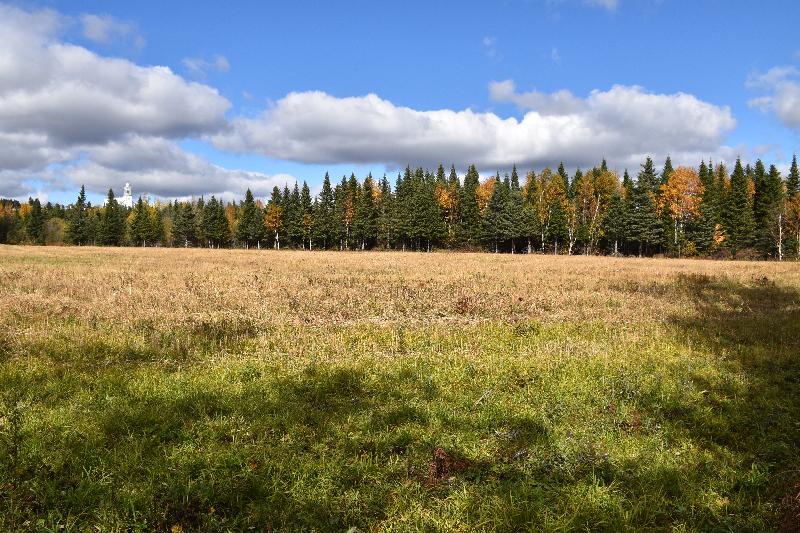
0, 246, 798, 531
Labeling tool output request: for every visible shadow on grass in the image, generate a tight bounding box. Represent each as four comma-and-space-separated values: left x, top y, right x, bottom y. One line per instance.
2, 274, 799, 531
667, 273, 800, 529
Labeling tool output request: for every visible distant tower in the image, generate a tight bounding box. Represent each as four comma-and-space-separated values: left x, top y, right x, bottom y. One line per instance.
120, 182, 134, 208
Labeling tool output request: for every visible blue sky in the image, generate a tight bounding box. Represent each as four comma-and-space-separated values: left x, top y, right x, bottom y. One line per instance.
2, 0, 800, 204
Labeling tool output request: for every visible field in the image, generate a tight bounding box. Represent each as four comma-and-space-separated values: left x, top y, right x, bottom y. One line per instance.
1, 246, 799, 531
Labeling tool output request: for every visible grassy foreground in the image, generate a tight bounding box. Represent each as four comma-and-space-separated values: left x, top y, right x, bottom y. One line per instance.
0, 246, 799, 531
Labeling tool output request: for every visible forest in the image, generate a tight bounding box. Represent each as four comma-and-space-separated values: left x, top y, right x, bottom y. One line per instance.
2, 155, 799, 259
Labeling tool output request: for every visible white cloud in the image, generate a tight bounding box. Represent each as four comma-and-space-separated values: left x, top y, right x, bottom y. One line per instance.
183, 54, 230, 78
57, 137, 296, 201
584, 0, 619, 10
80, 14, 144, 48
213, 83, 735, 172
0, 3, 230, 174
482, 36, 500, 60
747, 66, 800, 130
550, 47, 561, 64
489, 80, 586, 115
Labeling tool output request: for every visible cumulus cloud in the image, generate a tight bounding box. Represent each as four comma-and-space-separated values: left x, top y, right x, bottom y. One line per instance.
0, 4, 288, 201
58, 137, 296, 201
80, 14, 144, 48
0, 4, 229, 166
212, 83, 736, 172
183, 54, 231, 78
747, 66, 800, 130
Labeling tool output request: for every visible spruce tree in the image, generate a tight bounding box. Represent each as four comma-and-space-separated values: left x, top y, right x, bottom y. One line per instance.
482, 175, 513, 252
754, 164, 784, 257
300, 181, 314, 249
66, 185, 89, 245
508, 167, 524, 253
99, 189, 125, 246
788, 154, 800, 196
629, 158, 663, 256
376, 175, 394, 249
129, 197, 150, 246
353, 176, 378, 249
723, 157, 756, 254
602, 188, 626, 255
27, 198, 45, 245
172, 202, 196, 247
459, 165, 481, 247
236, 189, 264, 248
313, 173, 335, 249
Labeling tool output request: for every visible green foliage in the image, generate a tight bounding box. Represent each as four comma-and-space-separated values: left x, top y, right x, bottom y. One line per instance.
723, 158, 756, 254
65, 185, 90, 245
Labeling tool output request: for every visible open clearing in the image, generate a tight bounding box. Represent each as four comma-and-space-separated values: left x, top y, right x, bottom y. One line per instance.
1, 246, 799, 531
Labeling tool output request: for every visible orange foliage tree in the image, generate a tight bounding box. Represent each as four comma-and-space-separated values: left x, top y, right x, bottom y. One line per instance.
659, 166, 704, 255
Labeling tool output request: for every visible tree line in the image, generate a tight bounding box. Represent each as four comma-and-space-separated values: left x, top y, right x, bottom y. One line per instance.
2, 156, 800, 259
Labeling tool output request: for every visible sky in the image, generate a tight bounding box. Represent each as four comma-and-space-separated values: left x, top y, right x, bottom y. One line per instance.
1, 0, 800, 205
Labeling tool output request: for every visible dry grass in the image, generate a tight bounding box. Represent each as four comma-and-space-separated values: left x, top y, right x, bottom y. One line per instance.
0, 245, 798, 531
2, 245, 798, 328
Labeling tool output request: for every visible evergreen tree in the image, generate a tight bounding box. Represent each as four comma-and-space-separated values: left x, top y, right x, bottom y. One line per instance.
602, 188, 626, 255
300, 181, 314, 249
557, 162, 570, 196
202, 196, 229, 248
723, 157, 756, 254
99, 189, 125, 246
661, 155, 674, 185
313, 173, 335, 249
27, 197, 45, 245
459, 165, 481, 247
129, 197, 150, 246
754, 164, 785, 257
629, 158, 663, 256
265, 187, 284, 249
66, 185, 90, 245
508, 166, 524, 252
236, 189, 265, 248
376, 175, 394, 249
788, 154, 800, 196
482, 175, 513, 252
172, 202, 196, 247
353, 175, 378, 249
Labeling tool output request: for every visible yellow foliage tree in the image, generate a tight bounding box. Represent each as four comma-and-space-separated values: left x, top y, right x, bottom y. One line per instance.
658, 166, 704, 255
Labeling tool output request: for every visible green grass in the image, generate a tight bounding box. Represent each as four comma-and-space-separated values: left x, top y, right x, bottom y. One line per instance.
0, 252, 799, 531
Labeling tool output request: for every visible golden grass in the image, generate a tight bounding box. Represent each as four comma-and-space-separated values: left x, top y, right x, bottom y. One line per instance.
2, 245, 798, 329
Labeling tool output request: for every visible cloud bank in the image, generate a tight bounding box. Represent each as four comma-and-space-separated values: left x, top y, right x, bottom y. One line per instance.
213, 82, 736, 172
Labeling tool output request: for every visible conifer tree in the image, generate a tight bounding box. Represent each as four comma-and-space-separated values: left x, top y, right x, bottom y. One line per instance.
482, 174, 513, 252
753, 164, 785, 258
603, 188, 626, 255
27, 197, 45, 245
299, 182, 314, 249
265, 187, 284, 249
66, 185, 89, 245
788, 154, 800, 196
236, 189, 264, 248
129, 197, 149, 246
172, 202, 196, 247
376, 175, 394, 249
459, 165, 481, 247
313, 173, 335, 249
723, 157, 756, 254
629, 158, 663, 256
508, 167, 524, 253
353, 175, 378, 249
99, 189, 125, 246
